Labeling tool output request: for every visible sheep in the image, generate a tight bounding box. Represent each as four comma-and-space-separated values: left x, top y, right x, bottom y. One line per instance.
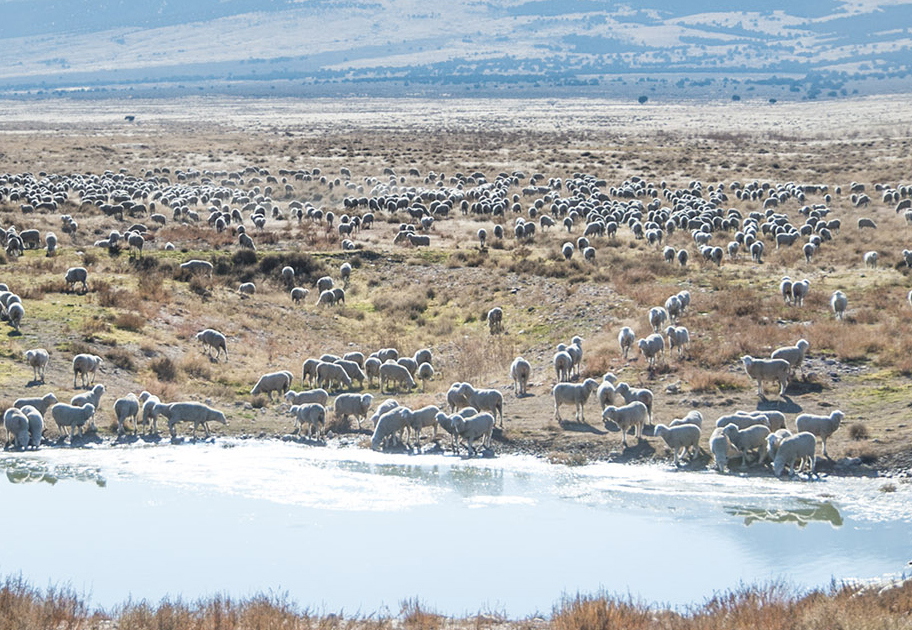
779, 277, 793, 305
21, 405, 43, 449
374, 348, 399, 363
238, 232, 256, 249
344, 351, 366, 367
127, 232, 144, 257
561, 242, 574, 260
477, 228, 487, 248
50, 403, 96, 439
371, 406, 413, 450
70, 384, 105, 431
284, 388, 330, 407
434, 411, 462, 453
446, 382, 468, 412
413, 348, 432, 366
614, 383, 654, 424
334, 393, 373, 430
648, 307, 668, 333
161, 402, 228, 438
195, 328, 228, 361
45, 232, 57, 257
302, 358, 321, 384
281, 265, 295, 285
64, 267, 88, 293
669, 410, 704, 429
4, 407, 30, 449
405, 404, 440, 447
864, 250, 878, 269
791, 279, 809, 306
637, 333, 665, 369
714, 412, 770, 431
721, 423, 771, 468
709, 426, 740, 472
180, 260, 214, 277
368, 398, 400, 432
379, 361, 415, 393
903, 249, 912, 268
653, 423, 702, 466
618, 326, 635, 359
340, 262, 352, 285
113, 393, 140, 435
741, 355, 790, 398
602, 401, 648, 448
567, 336, 583, 377
416, 362, 434, 391
677, 249, 689, 266
7, 302, 23, 332
251, 370, 293, 400
772, 432, 818, 477
510, 357, 531, 395
396, 357, 419, 377
553, 350, 573, 382
139, 392, 162, 435
14, 392, 58, 418
762, 428, 793, 465
457, 383, 504, 427
596, 380, 616, 410
335, 359, 367, 388
316, 289, 335, 306
290, 403, 326, 439
795, 410, 844, 458
238, 282, 257, 295
487, 307, 503, 334
290, 287, 309, 304
25, 348, 49, 382
857, 218, 877, 230
364, 357, 381, 387
316, 362, 352, 391
771, 339, 810, 377
331, 287, 346, 305
831, 290, 848, 320
664, 295, 682, 322
552, 378, 599, 423
664, 325, 690, 358
452, 412, 495, 456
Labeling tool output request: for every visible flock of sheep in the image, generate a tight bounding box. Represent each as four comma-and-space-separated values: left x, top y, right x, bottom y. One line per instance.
1, 165, 910, 479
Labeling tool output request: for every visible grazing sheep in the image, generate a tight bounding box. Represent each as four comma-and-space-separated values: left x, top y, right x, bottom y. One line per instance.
335, 359, 367, 388
396, 357, 419, 377
25, 348, 49, 382
773, 432, 817, 477
434, 411, 462, 453
301, 358, 321, 385
180, 260, 214, 277
251, 371, 293, 400
602, 401, 648, 448
669, 410, 704, 429
637, 333, 665, 369
291, 287, 309, 304
14, 392, 58, 418
238, 232, 256, 249
4, 407, 30, 449
596, 381, 617, 411
127, 232, 145, 257
416, 362, 434, 391
159, 402, 228, 438
7, 302, 23, 332
665, 326, 690, 358
654, 423, 702, 466
553, 350, 573, 382
903, 249, 912, 268
195, 328, 228, 361
456, 383, 504, 427
21, 405, 43, 449
281, 266, 295, 285
831, 290, 848, 320
614, 383, 655, 424
677, 249, 689, 266
139, 392, 162, 435
741, 355, 790, 398
857, 218, 877, 230
113, 393, 140, 435
331, 287, 346, 305
795, 410, 844, 458
404, 404, 440, 447
863, 250, 878, 269
552, 378, 600, 423
709, 426, 740, 473
238, 282, 256, 295
379, 361, 416, 393
477, 228, 487, 248
452, 412, 495, 456
291, 403, 326, 438
803, 242, 817, 263
487, 307, 504, 334
762, 428, 793, 465
618, 326, 635, 359
340, 262, 352, 285
371, 406, 413, 450
364, 357, 381, 387
791, 279, 809, 306
721, 423, 771, 468
70, 383, 105, 431
64, 267, 88, 293
367, 398, 400, 432
316, 362, 353, 391
50, 402, 96, 439
334, 393, 373, 430
510, 357, 531, 395
344, 351, 366, 367
413, 348, 432, 366
771, 339, 810, 376
316, 289, 335, 306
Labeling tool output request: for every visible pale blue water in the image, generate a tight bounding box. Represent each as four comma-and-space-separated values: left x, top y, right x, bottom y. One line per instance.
0, 440, 909, 616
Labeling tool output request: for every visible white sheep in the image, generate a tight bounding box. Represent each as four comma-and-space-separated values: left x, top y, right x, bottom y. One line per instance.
648, 306, 668, 333
665, 295, 682, 322
24, 348, 49, 382
552, 378, 599, 423
195, 328, 228, 361
396, 357, 419, 377
416, 362, 434, 391
159, 402, 228, 438
379, 361, 415, 393
344, 351, 366, 367
780, 277, 793, 305
340, 262, 352, 285
864, 250, 878, 269
367, 398, 400, 431
714, 412, 770, 431
771, 339, 810, 377
773, 432, 817, 477
7, 302, 23, 332
413, 348, 432, 366
70, 384, 105, 431
251, 370, 293, 400
64, 267, 88, 293
709, 426, 739, 472
553, 350, 573, 382
637, 334, 665, 369
301, 358, 320, 385
741, 355, 790, 398
618, 326, 635, 359
791, 279, 809, 307
139, 392, 162, 435
290, 403, 326, 439
371, 406, 413, 450
14, 393, 58, 419
664, 325, 690, 358
795, 410, 844, 458
113, 393, 140, 435
831, 290, 848, 320
50, 402, 96, 439
653, 423, 702, 466
602, 401, 648, 448
3, 407, 30, 449
434, 411, 461, 453
510, 357, 531, 396
291, 287, 309, 304
72, 353, 103, 388
596, 380, 616, 410
335, 359, 368, 388
316, 362, 352, 391
762, 428, 793, 465
446, 382, 467, 412
334, 393, 373, 430
614, 383, 654, 424
456, 383, 504, 427
180, 259, 214, 277
721, 423, 771, 469
285, 388, 330, 407
20, 405, 43, 449
487, 307, 504, 334
238, 282, 257, 295
405, 404, 440, 447
453, 412, 495, 456
364, 357, 381, 387
669, 410, 703, 428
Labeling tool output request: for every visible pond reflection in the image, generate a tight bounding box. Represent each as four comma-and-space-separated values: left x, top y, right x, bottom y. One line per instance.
1, 457, 105, 487
727, 499, 843, 527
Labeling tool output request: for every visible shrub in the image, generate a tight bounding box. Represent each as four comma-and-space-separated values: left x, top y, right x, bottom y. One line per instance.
113, 312, 145, 332
849, 423, 869, 440
105, 348, 136, 371
150, 357, 177, 382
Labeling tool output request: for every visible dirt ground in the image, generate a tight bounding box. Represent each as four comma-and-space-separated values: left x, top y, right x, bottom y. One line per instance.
1, 95, 912, 477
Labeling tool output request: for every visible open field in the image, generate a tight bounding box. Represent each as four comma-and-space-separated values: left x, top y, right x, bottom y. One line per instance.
1, 96, 912, 475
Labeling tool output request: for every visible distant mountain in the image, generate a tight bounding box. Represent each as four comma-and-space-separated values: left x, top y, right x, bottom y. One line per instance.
1, 0, 910, 98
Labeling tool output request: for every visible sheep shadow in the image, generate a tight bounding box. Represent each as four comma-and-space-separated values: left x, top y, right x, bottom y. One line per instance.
25, 379, 45, 388
756, 397, 803, 415
6, 330, 21, 338
786, 380, 824, 396
557, 419, 607, 435
609, 438, 656, 462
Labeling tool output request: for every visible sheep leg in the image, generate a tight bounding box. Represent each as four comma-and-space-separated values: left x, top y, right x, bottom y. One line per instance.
822, 438, 829, 459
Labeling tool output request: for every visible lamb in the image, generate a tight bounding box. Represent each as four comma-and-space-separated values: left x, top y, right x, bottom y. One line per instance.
602, 401, 648, 448
180, 259, 214, 277
50, 402, 96, 439
64, 267, 88, 293
72, 354, 103, 388
416, 362, 434, 391
333, 393, 373, 430
335, 359, 367, 388
721, 423, 771, 468
290, 403, 326, 439
405, 404, 440, 447
457, 383, 504, 427
379, 361, 415, 393
14, 392, 58, 418
371, 406, 413, 450
509, 357, 531, 395
618, 326, 635, 359
664, 326, 690, 358
113, 393, 140, 435
158, 402, 228, 438
284, 388, 330, 407
863, 251, 878, 269
446, 382, 468, 412
795, 410, 844, 458
195, 328, 228, 361
316, 362, 352, 391
648, 307, 668, 333
741, 355, 790, 398
70, 384, 105, 430
25, 348, 49, 382
7, 302, 23, 332
772, 432, 817, 477
669, 410, 703, 429
614, 383, 654, 424
653, 423, 702, 466
831, 290, 848, 320
251, 370, 293, 400
487, 307, 503, 334
709, 426, 740, 472
791, 279, 809, 306
637, 334, 665, 369
4, 407, 30, 449
21, 405, 43, 449
551, 378, 599, 423
452, 412, 495, 456
771, 339, 810, 376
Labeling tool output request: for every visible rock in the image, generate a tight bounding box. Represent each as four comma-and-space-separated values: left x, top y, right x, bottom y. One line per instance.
836, 457, 862, 468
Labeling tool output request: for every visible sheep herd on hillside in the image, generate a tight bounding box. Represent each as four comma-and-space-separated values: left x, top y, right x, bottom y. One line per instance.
1, 165, 911, 479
